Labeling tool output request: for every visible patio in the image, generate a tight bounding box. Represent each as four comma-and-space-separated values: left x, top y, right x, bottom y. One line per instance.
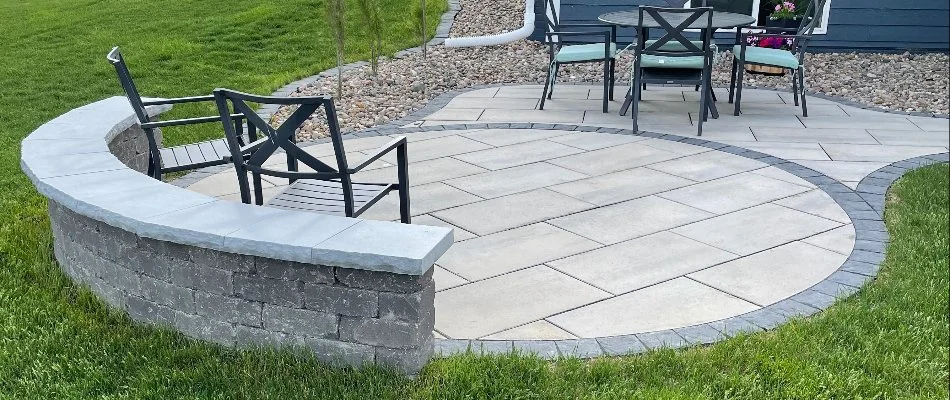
182, 84, 949, 345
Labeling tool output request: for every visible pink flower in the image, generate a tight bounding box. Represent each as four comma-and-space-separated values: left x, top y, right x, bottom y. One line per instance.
775, 4, 781, 10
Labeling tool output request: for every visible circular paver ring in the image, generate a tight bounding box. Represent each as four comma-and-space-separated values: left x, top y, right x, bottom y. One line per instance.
178, 123, 948, 359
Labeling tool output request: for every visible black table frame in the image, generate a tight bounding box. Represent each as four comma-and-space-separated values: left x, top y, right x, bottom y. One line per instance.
598, 9, 756, 120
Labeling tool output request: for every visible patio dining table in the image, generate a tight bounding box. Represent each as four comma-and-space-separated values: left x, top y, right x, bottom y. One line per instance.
598, 9, 756, 119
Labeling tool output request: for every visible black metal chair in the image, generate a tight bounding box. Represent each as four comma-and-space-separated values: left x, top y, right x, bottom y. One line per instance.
729, 0, 828, 117
539, 0, 618, 113
629, 6, 715, 136
106, 47, 251, 180
212, 89, 411, 223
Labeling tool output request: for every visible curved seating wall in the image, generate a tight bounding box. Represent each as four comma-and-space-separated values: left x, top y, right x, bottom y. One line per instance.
21, 97, 453, 373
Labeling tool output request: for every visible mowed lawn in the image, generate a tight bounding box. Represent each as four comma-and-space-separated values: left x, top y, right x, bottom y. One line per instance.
1, 1, 948, 399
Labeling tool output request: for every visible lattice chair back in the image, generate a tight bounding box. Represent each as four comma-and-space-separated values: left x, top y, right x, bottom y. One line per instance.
212, 89, 353, 207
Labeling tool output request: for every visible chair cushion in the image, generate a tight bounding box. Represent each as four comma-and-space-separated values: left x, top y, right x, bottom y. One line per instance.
733, 45, 799, 69
644, 39, 706, 52
555, 43, 617, 63
640, 54, 705, 69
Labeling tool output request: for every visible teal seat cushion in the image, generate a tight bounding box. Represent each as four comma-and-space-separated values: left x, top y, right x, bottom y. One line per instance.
555, 43, 617, 63
640, 54, 705, 69
644, 39, 706, 52
733, 45, 799, 69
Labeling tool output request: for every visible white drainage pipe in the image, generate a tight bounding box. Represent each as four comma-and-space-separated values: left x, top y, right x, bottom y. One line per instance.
443, 0, 536, 47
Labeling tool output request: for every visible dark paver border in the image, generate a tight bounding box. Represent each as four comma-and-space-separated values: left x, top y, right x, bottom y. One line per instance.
172, 64, 949, 358
176, 116, 949, 358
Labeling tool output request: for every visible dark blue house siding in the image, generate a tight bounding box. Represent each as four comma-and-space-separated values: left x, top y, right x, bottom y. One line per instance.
532, 0, 950, 51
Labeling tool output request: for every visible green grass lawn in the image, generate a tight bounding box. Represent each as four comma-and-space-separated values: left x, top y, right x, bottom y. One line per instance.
1, 1, 948, 398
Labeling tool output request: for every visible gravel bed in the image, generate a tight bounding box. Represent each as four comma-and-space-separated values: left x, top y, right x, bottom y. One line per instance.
279, 0, 948, 139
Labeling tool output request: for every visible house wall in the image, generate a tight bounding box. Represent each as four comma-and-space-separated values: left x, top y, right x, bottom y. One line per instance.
531, 0, 950, 52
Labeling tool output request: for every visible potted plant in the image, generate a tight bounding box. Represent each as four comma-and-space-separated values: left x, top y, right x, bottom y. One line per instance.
743, 34, 795, 75
765, 0, 802, 31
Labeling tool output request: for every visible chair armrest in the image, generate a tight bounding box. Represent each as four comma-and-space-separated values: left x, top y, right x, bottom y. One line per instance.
348, 136, 407, 174
139, 113, 244, 129
142, 95, 215, 106
545, 30, 613, 47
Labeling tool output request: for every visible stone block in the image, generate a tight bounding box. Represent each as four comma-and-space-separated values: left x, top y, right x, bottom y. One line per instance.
305, 337, 375, 368
126, 295, 177, 326
303, 283, 378, 318
256, 258, 334, 284
235, 325, 302, 348
195, 292, 263, 328
335, 267, 433, 293
840, 260, 881, 276
675, 324, 725, 345
339, 315, 433, 349
139, 275, 195, 312
375, 337, 434, 374
234, 274, 303, 308
555, 338, 603, 358
596, 335, 646, 356
175, 312, 236, 346
739, 308, 786, 330
262, 304, 338, 339
512, 341, 559, 358
706, 317, 763, 337
636, 330, 687, 350
378, 281, 434, 322
190, 247, 255, 273
169, 263, 233, 296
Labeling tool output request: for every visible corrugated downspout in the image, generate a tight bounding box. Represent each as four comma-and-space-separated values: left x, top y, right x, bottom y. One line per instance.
443, 0, 536, 47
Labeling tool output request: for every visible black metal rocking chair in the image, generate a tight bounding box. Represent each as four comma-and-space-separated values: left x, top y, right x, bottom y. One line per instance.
212, 89, 411, 223
107, 47, 251, 180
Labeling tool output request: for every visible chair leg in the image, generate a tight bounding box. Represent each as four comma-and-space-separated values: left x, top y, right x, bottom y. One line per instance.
710, 87, 718, 102
539, 63, 553, 110
631, 75, 642, 134
734, 60, 745, 116
799, 67, 808, 118
252, 173, 264, 206
548, 63, 560, 99
728, 57, 738, 104
609, 59, 616, 101
602, 60, 610, 113
791, 68, 800, 106
697, 84, 707, 137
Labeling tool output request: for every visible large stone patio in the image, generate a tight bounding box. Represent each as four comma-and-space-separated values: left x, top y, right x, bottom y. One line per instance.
182, 85, 948, 349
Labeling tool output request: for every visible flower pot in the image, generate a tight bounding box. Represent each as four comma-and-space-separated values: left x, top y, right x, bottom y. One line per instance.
765, 16, 802, 33
745, 64, 786, 76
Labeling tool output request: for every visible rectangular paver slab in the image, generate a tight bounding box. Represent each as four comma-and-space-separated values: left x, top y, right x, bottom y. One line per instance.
548, 167, 694, 206
549, 195, 713, 245
432, 189, 595, 235
689, 241, 847, 306
436, 222, 601, 281
547, 231, 738, 294
453, 140, 584, 170
546, 142, 682, 176
671, 203, 842, 255
657, 172, 812, 214
443, 162, 588, 199
548, 277, 758, 337
435, 266, 610, 338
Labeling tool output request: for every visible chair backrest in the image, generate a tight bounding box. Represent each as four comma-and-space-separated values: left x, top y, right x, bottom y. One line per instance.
543, 0, 560, 33
106, 47, 150, 125
636, 6, 714, 58
688, 0, 754, 15
797, 0, 827, 35
212, 89, 352, 204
